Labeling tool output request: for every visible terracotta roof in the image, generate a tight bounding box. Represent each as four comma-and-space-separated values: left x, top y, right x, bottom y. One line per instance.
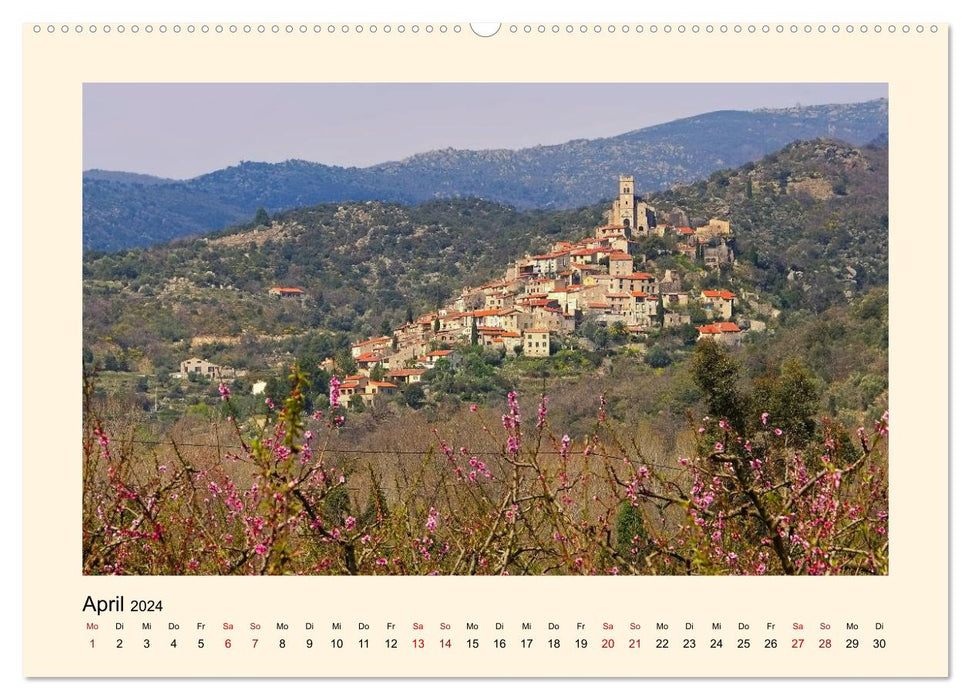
702, 290, 736, 299
587, 302, 609, 308
677, 227, 695, 234
371, 381, 398, 389
386, 369, 426, 377
428, 350, 454, 357
572, 247, 613, 256
609, 252, 633, 261
270, 286, 305, 294
352, 337, 392, 348
525, 328, 550, 334
533, 252, 569, 260
697, 322, 741, 334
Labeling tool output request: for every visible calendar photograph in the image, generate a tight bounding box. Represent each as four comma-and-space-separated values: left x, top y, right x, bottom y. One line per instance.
22, 20, 949, 679
81, 82, 890, 577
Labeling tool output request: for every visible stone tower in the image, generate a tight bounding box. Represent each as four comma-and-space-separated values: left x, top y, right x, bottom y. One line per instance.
608, 175, 654, 234
617, 175, 636, 228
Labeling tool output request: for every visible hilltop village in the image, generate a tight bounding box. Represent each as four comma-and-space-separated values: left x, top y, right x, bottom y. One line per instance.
176, 175, 771, 407
286, 176, 763, 408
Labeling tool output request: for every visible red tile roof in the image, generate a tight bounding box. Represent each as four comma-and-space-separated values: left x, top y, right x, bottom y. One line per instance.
352, 336, 392, 348
270, 286, 305, 294
609, 252, 633, 260
701, 290, 736, 299
697, 322, 742, 334
387, 368, 426, 377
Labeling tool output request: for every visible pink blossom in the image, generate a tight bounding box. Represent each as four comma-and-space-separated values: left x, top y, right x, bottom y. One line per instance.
376, 557, 388, 566
329, 376, 341, 409
774, 428, 783, 436
345, 516, 356, 530
506, 435, 520, 455
714, 442, 724, 452
218, 382, 231, 401
469, 403, 478, 412
560, 434, 571, 458
761, 412, 769, 425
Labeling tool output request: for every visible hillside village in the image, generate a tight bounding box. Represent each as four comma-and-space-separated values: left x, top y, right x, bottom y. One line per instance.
283, 176, 768, 408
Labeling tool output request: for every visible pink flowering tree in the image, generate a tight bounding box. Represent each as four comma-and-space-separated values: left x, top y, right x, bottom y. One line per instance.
83, 364, 888, 576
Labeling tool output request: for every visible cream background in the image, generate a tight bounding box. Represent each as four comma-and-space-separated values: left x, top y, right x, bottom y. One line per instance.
22, 23, 947, 677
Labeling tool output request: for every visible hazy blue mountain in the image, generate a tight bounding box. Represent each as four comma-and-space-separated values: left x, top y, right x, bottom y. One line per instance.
83, 98, 887, 251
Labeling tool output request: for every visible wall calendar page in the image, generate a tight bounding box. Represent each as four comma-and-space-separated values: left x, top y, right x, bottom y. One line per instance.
19, 9, 950, 689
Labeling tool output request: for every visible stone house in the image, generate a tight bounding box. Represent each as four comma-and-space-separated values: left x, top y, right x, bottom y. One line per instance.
697, 322, 743, 346
701, 289, 736, 320
522, 328, 551, 358
180, 357, 238, 380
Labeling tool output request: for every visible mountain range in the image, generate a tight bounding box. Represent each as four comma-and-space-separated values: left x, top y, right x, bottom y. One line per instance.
83, 98, 887, 251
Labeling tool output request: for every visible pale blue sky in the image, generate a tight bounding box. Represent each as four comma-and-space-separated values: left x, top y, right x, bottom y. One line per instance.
84, 83, 887, 179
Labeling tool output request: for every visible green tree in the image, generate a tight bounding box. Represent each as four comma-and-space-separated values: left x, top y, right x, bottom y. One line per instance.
400, 383, 425, 409
253, 207, 271, 228
691, 339, 749, 432
335, 350, 356, 376
616, 501, 649, 565
752, 358, 821, 447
